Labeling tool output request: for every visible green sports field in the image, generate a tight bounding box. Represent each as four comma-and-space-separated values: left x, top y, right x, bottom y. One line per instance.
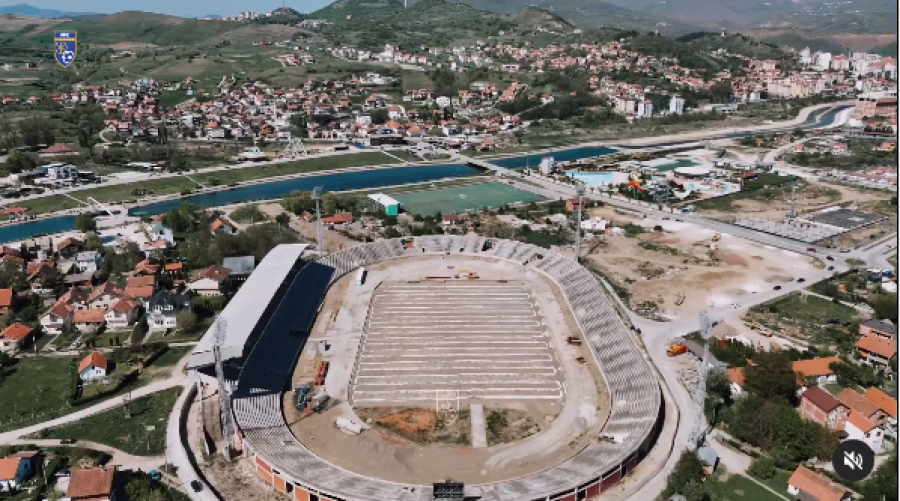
392, 182, 545, 215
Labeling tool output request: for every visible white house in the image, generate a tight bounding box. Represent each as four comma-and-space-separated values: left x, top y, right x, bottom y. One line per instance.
0, 454, 36, 492
144, 222, 175, 245
78, 351, 108, 381
844, 410, 884, 452
787, 465, 850, 501
40, 303, 71, 335
104, 298, 139, 330
75, 251, 102, 273
44, 163, 78, 180
147, 290, 192, 333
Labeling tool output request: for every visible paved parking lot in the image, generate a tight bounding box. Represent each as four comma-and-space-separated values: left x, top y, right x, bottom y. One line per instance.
350, 281, 563, 406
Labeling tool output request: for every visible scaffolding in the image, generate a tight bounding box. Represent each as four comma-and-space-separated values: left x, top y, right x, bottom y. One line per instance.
277, 137, 308, 159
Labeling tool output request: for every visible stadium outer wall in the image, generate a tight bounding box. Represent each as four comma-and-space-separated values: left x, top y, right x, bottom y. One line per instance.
233, 236, 665, 501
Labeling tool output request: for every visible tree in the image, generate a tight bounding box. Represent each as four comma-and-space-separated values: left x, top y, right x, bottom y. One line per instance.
5, 150, 36, 173
748, 455, 777, 479
74, 214, 97, 233
869, 293, 898, 322
859, 455, 897, 501
176, 310, 198, 333
275, 213, 290, 227
0, 116, 17, 150
744, 351, 797, 402
662, 451, 707, 499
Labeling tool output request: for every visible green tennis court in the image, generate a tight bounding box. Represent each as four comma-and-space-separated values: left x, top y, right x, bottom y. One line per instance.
393, 182, 545, 215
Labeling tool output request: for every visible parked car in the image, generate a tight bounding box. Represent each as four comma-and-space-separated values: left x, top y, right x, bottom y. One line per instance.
807, 247, 816, 253
796, 278, 806, 283
190, 481, 203, 492
826, 256, 834, 261
773, 285, 782, 290
59, 438, 76, 444
827, 266, 835, 271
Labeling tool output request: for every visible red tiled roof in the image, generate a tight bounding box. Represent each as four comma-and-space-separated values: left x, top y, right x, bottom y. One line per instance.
847, 409, 878, 433
73, 309, 106, 324
793, 356, 842, 378
78, 351, 108, 373
197, 265, 231, 282
865, 387, 897, 419
67, 467, 116, 499
0, 289, 12, 309
126, 275, 156, 288
856, 334, 897, 359
1, 322, 33, 341
0, 457, 23, 481
788, 466, 848, 501
801, 386, 842, 413
322, 212, 353, 224
837, 388, 880, 418
726, 367, 745, 387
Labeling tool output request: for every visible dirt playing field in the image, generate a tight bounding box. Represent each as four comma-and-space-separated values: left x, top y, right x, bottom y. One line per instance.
586, 206, 820, 320
283, 256, 612, 485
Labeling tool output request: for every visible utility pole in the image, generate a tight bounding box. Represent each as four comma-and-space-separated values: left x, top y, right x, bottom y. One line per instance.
574, 184, 585, 262
313, 186, 325, 256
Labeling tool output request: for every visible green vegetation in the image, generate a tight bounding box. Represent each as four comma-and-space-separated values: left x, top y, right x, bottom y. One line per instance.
21, 152, 398, 215
229, 204, 268, 224
46, 387, 180, 455
147, 346, 192, 368
24, 12, 238, 46
0, 357, 76, 431
706, 472, 784, 501
747, 293, 857, 341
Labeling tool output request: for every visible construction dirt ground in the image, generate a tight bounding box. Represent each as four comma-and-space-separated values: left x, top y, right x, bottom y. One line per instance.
283, 256, 612, 485
585, 206, 822, 321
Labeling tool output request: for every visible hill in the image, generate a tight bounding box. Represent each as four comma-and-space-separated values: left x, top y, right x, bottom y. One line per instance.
311, 0, 517, 50
598, 0, 897, 34
20, 11, 239, 46
461, 0, 702, 36
510, 7, 574, 32
0, 3, 98, 18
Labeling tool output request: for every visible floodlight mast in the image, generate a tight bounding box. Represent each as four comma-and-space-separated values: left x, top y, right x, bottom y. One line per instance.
313, 186, 325, 256
574, 184, 585, 262
213, 316, 235, 460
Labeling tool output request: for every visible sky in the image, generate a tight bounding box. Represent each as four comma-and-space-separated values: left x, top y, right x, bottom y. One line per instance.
0, 0, 336, 17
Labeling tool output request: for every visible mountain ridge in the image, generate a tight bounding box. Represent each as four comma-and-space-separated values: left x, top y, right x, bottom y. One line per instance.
0, 3, 98, 18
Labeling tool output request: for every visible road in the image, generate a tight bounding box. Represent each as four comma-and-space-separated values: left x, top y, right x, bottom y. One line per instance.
7, 438, 165, 472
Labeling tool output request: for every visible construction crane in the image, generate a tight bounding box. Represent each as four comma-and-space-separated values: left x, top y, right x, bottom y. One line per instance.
213, 316, 236, 460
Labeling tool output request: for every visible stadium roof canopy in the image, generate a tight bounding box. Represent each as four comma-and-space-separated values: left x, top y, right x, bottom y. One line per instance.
187, 244, 309, 370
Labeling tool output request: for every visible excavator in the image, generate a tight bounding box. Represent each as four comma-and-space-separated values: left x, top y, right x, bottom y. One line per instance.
667, 343, 687, 356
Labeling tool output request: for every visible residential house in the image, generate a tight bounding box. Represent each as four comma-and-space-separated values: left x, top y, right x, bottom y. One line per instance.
132, 260, 160, 277
856, 334, 897, 367
793, 356, 841, 386
864, 387, 897, 427
123, 275, 156, 302
0, 288, 12, 314
56, 237, 85, 259
104, 298, 139, 330
837, 388, 889, 427
726, 367, 745, 396
67, 467, 117, 501
0, 323, 34, 354
188, 265, 231, 296
145, 222, 175, 245
87, 282, 123, 310
78, 351, 108, 381
844, 409, 884, 452
798, 386, 846, 430
859, 319, 896, 340
0, 453, 37, 492
41, 301, 72, 335
75, 251, 102, 273
27, 262, 57, 294
146, 290, 192, 333
222, 256, 255, 288
787, 465, 851, 501
163, 262, 185, 284
321, 212, 353, 226
696, 446, 719, 475
72, 308, 106, 334
209, 218, 236, 235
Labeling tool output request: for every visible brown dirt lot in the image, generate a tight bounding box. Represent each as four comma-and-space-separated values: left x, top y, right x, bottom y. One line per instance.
586, 207, 819, 319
